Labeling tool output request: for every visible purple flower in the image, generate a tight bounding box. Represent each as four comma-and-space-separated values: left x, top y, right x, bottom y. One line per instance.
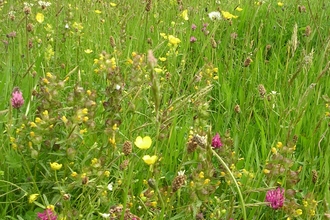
11, 87, 24, 109
265, 187, 285, 209
190, 36, 197, 43
191, 24, 197, 30
37, 209, 57, 220
211, 133, 223, 148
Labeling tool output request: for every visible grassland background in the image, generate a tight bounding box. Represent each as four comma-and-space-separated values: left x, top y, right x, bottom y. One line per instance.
0, 0, 329, 219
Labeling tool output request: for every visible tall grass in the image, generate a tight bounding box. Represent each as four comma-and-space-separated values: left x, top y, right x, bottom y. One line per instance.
0, 0, 329, 219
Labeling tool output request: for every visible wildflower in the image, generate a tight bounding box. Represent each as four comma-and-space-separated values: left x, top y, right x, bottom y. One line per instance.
168, 35, 181, 46
28, 194, 39, 203
50, 162, 62, 171
190, 36, 197, 43
84, 49, 93, 54
278, 2, 284, 7
37, 208, 57, 220
221, 11, 238, 19
36, 13, 45, 23
265, 187, 285, 209
134, 136, 152, 149
11, 88, 24, 109
99, 213, 110, 218
191, 24, 197, 30
94, 10, 101, 14
211, 133, 223, 148
295, 209, 303, 216
104, 170, 110, 177
276, 142, 283, 148
107, 182, 113, 191
208, 11, 222, 21
236, 7, 243, 11
142, 155, 158, 165
110, 2, 117, 7
181, 9, 188, 20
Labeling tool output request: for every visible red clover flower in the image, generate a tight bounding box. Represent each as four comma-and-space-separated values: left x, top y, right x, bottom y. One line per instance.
211, 133, 223, 149
11, 87, 24, 109
265, 187, 285, 209
37, 208, 57, 220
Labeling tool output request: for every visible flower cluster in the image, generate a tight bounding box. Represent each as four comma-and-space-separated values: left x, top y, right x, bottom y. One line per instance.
11, 87, 24, 109
265, 187, 285, 209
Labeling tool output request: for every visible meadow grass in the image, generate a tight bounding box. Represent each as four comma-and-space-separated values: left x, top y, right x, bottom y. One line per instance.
0, 0, 329, 219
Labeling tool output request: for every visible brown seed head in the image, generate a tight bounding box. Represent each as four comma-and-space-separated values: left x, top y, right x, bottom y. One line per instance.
258, 84, 266, 98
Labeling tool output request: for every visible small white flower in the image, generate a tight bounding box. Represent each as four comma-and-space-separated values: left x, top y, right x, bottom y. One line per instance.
24, 2, 34, 7
99, 213, 110, 218
107, 182, 113, 191
65, 24, 69, 29
271, 91, 279, 95
115, 84, 121, 90
208, 11, 222, 21
178, 170, 185, 176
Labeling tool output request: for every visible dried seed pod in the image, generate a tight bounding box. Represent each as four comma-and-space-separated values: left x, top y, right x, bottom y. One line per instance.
145, 0, 152, 12
122, 141, 132, 156
258, 84, 266, 98
312, 170, 318, 183
172, 174, 186, 192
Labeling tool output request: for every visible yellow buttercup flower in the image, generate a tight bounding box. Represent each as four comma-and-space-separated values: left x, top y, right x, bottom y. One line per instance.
36, 13, 44, 23
110, 2, 117, 7
168, 35, 181, 46
134, 136, 152, 149
221, 11, 238, 19
50, 162, 63, 171
278, 2, 284, 7
142, 155, 158, 165
181, 9, 189, 20
28, 194, 39, 203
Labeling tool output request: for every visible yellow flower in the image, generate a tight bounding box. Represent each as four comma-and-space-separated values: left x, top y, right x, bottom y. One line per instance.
276, 142, 283, 148
61, 116, 68, 124
29, 194, 39, 203
236, 7, 243, 12
168, 35, 181, 46
104, 170, 110, 177
271, 147, 277, 154
295, 209, 302, 216
142, 155, 158, 165
71, 172, 78, 177
110, 2, 117, 7
278, 2, 284, 7
181, 9, 188, 20
134, 136, 152, 149
159, 57, 166, 61
47, 205, 55, 211
84, 49, 93, 54
221, 11, 238, 19
263, 169, 270, 174
94, 10, 101, 14
160, 33, 167, 39
36, 13, 44, 23
154, 68, 163, 73
50, 162, 63, 171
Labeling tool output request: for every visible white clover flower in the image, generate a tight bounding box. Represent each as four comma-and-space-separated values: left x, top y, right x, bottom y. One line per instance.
208, 11, 222, 21
107, 182, 113, 191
